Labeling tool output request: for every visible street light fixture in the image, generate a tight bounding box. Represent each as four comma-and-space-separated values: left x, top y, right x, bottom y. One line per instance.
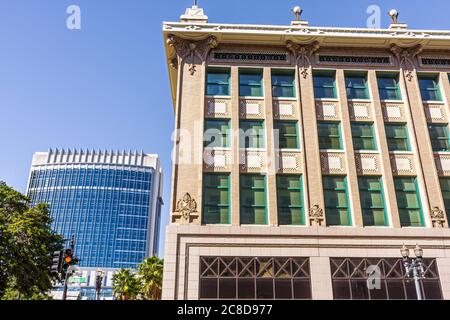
95, 269, 105, 300
400, 244, 425, 300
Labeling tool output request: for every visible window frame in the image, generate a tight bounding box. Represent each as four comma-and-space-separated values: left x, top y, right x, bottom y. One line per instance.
385, 123, 411, 152
206, 68, 231, 96
428, 124, 450, 152
239, 69, 264, 97
313, 70, 337, 99
418, 74, 442, 102
276, 175, 305, 225
345, 72, 370, 100
271, 69, 296, 98
377, 73, 402, 101
394, 177, 425, 227
202, 173, 231, 225
358, 176, 388, 227
274, 120, 300, 150
318, 121, 343, 150
240, 174, 268, 225
351, 122, 377, 151
323, 176, 352, 226
204, 119, 231, 149
240, 120, 265, 149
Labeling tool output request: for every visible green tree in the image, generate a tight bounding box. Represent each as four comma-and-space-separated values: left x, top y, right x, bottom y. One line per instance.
137, 256, 164, 300
112, 268, 141, 300
0, 182, 63, 300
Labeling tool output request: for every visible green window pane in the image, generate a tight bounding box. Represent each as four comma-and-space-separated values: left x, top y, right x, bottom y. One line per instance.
204, 120, 230, 148
323, 176, 350, 226
419, 76, 442, 101
318, 122, 342, 150
394, 178, 423, 227
202, 174, 230, 225
207, 69, 230, 96
276, 175, 304, 226
313, 73, 337, 99
346, 75, 369, 99
278, 208, 303, 225
385, 124, 410, 151
272, 72, 295, 98
351, 123, 376, 151
363, 209, 386, 226
428, 124, 450, 152
240, 121, 265, 149
240, 175, 267, 225
240, 71, 263, 97
274, 121, 299, 149
377, 75, 402, 100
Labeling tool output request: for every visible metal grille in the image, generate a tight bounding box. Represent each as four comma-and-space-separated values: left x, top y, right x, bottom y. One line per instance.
199, 257, 311, 300
330, 258, 442, 300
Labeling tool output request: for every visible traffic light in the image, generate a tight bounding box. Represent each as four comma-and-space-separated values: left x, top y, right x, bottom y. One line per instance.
51, 250, 63, 274
63, 249, 73, 265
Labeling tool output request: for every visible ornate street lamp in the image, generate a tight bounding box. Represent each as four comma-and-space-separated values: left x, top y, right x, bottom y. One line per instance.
95, 269, 105, 300
401, 244, 425, 300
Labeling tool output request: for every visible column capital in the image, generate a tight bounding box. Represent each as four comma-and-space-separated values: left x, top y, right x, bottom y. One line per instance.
389, 44, 423, 81
286, 41, 320, 79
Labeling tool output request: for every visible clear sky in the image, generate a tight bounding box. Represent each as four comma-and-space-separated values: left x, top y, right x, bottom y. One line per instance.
1, 0, 449, 256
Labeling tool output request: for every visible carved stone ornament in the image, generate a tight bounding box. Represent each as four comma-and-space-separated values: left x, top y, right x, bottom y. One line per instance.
430, 206, 446, 228
286, 41, 320, 79
390, 44, 423, 81
167, 34, 218, 75
172, 193, 199, 224
309, 204, 324, 226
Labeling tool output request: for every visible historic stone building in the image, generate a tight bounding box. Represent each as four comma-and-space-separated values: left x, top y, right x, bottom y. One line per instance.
162, 5, 450, 300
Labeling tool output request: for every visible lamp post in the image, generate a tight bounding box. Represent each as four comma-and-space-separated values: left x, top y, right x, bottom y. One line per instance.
400, 244, 425, 300
95, 269, 105, 300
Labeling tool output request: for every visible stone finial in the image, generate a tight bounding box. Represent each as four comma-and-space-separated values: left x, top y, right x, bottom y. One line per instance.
309, 205, 324, 226
430, 207, 446, 228
172, 193, 199, 224
180, 2, 208, 23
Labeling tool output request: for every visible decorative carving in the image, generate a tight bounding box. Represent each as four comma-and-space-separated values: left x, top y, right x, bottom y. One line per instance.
167, 34, 218, 75
286, 41, 320, 78
309, 205, 324, 226
430, 207, 446, 228
172, 193, 199, 223
389, 44, 423, 81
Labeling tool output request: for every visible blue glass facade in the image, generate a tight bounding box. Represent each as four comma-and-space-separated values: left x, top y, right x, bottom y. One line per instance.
28, 165, 155, 269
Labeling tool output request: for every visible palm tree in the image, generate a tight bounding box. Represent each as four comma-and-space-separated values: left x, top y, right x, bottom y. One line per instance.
137, 257, 164, 300
112, 268, 141, 300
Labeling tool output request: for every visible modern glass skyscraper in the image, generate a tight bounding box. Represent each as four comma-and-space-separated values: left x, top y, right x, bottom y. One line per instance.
26, 149, 163, 299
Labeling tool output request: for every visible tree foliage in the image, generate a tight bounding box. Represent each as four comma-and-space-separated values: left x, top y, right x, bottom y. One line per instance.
112, 256, 164, 300
0, 182, 63, 300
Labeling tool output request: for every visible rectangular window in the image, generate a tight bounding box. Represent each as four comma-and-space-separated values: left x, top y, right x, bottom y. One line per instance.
323, 176, 351, 226
377, 73, 402, 100
274, 121, 299, 149
202, 174, 230, 224
394, 177, 424, 227
428, 124, 450, 152
240, 175, 267, 225
240, 120, 265, 149
358, 177, 387, 226
277, 175, 304, 225
318, 122, 342, 150
439, 178, 450, 222
272, 70, 295, 98
239, 69, 263, 97
351, 123, 377, 151
204, 120, 230, 148
313, 71, 337, 99
345, 73, 370, 100
419, 75, 442, 101
385, 124, 410, 151
206, 68, 230, 96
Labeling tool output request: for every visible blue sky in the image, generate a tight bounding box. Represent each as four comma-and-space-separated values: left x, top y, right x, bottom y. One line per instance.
0, 0, 449, 256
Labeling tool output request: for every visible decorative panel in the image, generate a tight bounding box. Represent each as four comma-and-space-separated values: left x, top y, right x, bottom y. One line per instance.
435, 154, 450, 176
355, 153, 380, 175
390, 154, 416, 175
240, 99, 264, 119
205, 98, 230, 118
316, 101, 340, 120
276, 152, 302, 173
320, 152, 346, 174
240, 150, 266, 172
424, 103, 447, 123
382, 102, 405, 122
349, 102, 372, 121
203, 149, 231, 172
273, 100, 297, 120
